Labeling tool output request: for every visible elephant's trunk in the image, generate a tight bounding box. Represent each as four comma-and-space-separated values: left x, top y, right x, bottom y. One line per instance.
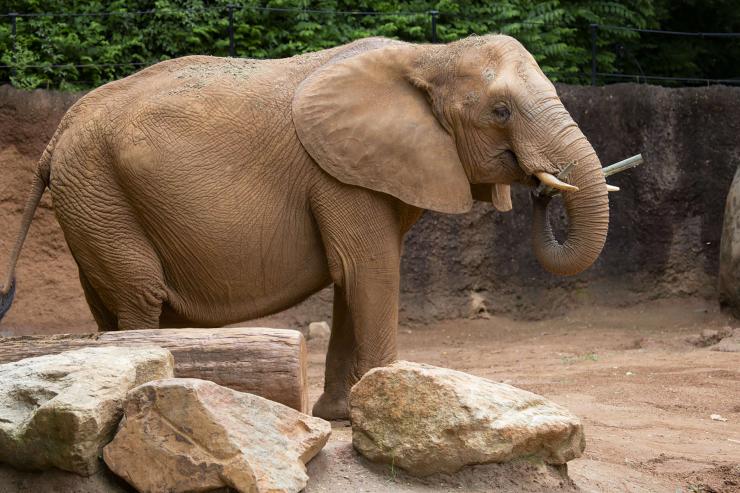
531, 133, 609, 276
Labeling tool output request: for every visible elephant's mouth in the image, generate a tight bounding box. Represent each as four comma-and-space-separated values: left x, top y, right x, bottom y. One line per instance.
494, 150, 536, 188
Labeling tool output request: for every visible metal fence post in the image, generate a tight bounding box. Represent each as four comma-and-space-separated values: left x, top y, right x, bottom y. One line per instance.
429, 10, 439, 43
9, 13, 17, 79
590, 23, 598, 86
227, 5, 235, 57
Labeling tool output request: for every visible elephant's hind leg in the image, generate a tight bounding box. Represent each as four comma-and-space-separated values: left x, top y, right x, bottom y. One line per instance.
65, 220, 168, 331
52, 157, 167, 331
78, 269, 117, 331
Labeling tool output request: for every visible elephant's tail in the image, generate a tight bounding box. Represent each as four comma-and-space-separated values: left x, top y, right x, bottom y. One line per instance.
0, 151, 51, 322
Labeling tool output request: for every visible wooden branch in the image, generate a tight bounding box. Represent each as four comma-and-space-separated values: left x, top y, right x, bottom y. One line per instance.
602, 153, 643, 177
0, 327, 308, 413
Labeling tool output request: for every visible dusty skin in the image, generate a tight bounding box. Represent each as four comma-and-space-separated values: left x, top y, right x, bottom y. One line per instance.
304, 298, 739, 493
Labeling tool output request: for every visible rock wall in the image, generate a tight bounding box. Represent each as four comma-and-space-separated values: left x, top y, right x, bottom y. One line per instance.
0, 86, 91, 335
396, 84, 740, 321
1, 82, 738, 334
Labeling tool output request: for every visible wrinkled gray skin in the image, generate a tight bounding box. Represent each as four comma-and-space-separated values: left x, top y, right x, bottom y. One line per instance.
0, 36, 608, 419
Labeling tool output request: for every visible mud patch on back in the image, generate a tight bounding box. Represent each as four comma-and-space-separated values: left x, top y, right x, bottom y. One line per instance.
168, 58, 262, 96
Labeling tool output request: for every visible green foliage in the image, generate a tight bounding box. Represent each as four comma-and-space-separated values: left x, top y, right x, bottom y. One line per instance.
433, 1, 655, 83
0, 0, 736, 90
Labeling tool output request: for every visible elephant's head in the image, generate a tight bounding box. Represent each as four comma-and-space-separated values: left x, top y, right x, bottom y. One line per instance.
293, 35, 608, 275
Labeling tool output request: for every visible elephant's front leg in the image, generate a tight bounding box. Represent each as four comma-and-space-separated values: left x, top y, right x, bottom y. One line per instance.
311, 188, 402, 420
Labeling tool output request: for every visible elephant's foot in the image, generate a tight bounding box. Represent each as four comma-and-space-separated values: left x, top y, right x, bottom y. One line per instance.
312, 392, 349, 420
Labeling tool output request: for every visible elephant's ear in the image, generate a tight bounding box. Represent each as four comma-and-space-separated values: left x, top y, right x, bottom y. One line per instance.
292, 45, 472, 214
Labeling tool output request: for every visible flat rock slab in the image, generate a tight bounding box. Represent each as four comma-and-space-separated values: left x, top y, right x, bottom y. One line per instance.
350, 361, 585, 477
0, 346, 174, 476
103, 378, 331, 493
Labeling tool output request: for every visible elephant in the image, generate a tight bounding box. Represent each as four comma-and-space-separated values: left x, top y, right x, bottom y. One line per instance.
0, 35, 608, 420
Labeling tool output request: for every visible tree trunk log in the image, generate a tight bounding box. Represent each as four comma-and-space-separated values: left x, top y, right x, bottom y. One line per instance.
0, 327, 308, 413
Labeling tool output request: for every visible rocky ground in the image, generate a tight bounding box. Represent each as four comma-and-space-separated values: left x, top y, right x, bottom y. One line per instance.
2, 278, 738, 493
304, 298, 739, 493
1, 299, 737, 492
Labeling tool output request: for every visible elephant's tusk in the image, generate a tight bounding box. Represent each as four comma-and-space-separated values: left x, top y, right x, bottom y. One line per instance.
535, 172, 579, 192
606, 184, 620, 192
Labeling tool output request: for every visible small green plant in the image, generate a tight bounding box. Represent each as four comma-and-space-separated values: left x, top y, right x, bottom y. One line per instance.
561, 352, 599, 364
386, 454, 398, 483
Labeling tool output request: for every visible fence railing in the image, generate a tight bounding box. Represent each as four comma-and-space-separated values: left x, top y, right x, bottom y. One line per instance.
589, 23, 740, 86
2, 5, 739, 88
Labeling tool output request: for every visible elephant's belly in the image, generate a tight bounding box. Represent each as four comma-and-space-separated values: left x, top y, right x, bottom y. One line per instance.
146, 202, 332, 327
105, 93, 333, 326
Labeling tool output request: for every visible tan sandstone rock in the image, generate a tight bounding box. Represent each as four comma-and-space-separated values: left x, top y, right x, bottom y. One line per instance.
711, 327, 740, 352
0, 463, 134, 493
686, 327, 735, 347
0, 346, 174, 476
308, 321, 331, 340
350, 360, 585, 477
103, 378, 331, 493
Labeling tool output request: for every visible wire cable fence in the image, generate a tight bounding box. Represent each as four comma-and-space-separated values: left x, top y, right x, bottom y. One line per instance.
1, 4, 739, 89
589, 23, 740, 86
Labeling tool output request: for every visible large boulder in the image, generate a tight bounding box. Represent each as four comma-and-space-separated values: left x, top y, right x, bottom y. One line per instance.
350, 361, 585, 477
720, 166, 740, 318
0, 346, 174, 476
103, 378, 331, 493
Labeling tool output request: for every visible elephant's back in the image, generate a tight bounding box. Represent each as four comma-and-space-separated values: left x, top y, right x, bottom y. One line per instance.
52, 37, 406, 145
49, 54, 337, 326
72, 36, 406, 113
79, 55, 308, 121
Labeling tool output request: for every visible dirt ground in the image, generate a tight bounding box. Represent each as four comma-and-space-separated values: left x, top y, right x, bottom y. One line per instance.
304, 298, 739, 493
2, 298, 736, 492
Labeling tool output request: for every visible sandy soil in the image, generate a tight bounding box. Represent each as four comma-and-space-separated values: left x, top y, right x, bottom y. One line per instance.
305, 298, 739, 493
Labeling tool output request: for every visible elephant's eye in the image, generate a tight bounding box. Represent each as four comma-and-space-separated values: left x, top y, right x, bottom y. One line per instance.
492, 104, 511, 124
